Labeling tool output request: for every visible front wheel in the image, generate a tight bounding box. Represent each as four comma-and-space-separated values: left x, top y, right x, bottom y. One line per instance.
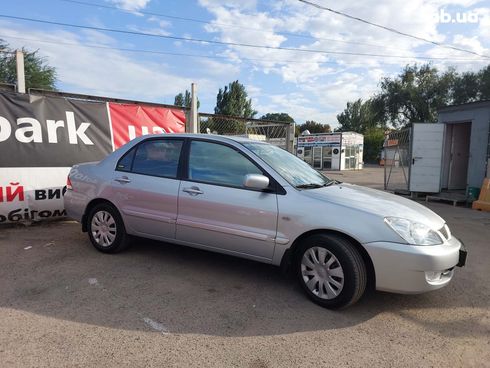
87, 203, 130, 253
296, 234, 367, 309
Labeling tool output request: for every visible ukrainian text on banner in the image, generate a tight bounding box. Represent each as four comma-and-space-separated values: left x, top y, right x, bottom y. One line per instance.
0, 92, 186, 223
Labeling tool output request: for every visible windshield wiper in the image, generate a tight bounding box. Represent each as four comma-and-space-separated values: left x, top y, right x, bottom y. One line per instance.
295, 183, 327, 189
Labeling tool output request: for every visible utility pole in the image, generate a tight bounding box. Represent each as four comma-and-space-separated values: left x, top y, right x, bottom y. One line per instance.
190, 83, 198, 133
16, 49, 26, 93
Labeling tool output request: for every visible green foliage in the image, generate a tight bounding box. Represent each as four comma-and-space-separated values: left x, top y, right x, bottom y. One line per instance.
451, 71, 480, 104
336, 98, 385, 133
174, 92, 184, 106
174, 89, 200, 109
298, 120, 331, 135
215, 80, 256, 118
377, 64, 455, 127
200, 116, 246, 135
363, 127, 386, 163
337, 62, 490, 134
260, 112, 295, 123
0, 40, 56, 91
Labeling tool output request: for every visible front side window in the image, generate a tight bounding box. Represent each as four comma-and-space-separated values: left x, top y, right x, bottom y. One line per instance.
243, 142, 332, 188
188, 140, 262, 187
124, 139, 183, 178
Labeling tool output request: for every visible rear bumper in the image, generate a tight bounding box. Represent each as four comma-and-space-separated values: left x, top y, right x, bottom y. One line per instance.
63, 190, 85, 223
364, 237, 465, 294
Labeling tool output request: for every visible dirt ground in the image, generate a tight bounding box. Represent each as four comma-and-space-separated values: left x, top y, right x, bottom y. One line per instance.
1, 166, 489, 367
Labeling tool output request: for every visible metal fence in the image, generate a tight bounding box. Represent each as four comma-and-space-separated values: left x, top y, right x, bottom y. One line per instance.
384, 128, 411, 192
198, 113, 294, 152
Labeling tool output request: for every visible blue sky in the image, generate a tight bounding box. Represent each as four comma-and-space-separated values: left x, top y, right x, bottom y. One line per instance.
1, 0, 489, 127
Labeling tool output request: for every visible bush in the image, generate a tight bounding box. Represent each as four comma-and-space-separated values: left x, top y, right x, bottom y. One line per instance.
363, 128, 385, 164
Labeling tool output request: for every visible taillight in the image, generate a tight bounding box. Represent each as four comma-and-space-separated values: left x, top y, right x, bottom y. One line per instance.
66, 176, 73, 190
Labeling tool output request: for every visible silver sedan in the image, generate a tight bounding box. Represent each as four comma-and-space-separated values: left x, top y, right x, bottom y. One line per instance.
64, 134, 467, 309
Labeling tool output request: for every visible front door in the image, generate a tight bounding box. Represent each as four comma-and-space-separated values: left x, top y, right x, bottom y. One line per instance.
409, 123, 445, 193
111, 138, 184, 240
176, 140, 278, 261
313, 146, 322, 169
322, 147, 332, 169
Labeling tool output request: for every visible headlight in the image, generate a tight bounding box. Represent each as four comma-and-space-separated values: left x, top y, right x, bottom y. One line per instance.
384, 217, 443, 245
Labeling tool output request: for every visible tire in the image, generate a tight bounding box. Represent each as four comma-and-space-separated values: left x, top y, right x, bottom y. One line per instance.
87, 203, 130, 253
295, 234, 367, 309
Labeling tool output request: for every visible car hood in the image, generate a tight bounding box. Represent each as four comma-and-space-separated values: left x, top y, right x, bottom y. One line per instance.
300, 183, 445, 230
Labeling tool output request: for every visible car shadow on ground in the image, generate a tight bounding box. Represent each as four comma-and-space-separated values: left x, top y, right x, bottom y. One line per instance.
1, 222, 488, 338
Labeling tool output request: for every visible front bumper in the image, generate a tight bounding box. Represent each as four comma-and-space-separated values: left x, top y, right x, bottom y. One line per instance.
364, 236, 466, 294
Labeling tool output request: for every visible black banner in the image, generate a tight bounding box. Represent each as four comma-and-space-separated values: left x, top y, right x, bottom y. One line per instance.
0, 92, 112, 167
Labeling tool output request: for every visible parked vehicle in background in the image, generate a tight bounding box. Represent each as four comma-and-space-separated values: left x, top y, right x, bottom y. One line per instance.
64, 134, 467, 309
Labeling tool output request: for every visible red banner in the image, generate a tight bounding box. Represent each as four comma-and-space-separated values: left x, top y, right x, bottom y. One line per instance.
109, 103, 186, 149
0, 92, 187, 223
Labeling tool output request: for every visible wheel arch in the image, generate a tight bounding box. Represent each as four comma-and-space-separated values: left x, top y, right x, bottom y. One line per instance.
280, 229, 376, 290
81, 198, 121, 232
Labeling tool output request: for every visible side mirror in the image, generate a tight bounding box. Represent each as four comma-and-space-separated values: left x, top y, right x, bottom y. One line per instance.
243, 174, 270, 190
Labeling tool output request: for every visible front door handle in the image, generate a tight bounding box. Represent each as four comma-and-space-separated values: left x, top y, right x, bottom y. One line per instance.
114, 176, 131, 184
183, 186, 203, 195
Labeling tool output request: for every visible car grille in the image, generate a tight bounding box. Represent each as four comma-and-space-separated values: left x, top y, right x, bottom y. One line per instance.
438, 224, 451, 241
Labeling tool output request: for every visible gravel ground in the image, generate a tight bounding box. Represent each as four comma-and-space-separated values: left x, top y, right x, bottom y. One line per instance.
1, 166, 489, 367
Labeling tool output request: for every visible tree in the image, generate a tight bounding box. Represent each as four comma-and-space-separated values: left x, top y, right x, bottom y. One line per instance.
336, 98, 385, 133
476, 65, 490, 101
215, 80, 256, 118
363, 127, 386, 163
174, 92, 184, 106
336, 98, 385, 164
376, 63, 455, 127
451, 71, 480, 104
451, 65, 490, 104
260, 112, 294, 123
298, 120, 331, 134
174, 89, 200, 109
0, 40, 56, 90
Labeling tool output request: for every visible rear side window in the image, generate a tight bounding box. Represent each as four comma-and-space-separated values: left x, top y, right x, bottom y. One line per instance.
116, 148, 135, 172
188, 140, 262, 188
116, 139, 183, 178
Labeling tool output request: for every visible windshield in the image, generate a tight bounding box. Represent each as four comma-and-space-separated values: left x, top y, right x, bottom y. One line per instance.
243, 142, 333, 188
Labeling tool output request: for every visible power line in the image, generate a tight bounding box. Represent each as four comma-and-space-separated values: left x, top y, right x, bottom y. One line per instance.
1, 34, 484, 66
0, 34, 340, 64
298, 0, 490, 59
56, 0, 416, 52
0, 14, 486, 62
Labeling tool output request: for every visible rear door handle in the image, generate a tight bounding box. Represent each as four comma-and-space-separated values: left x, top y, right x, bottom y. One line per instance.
114, 176, 131, 184
183, 186, 203, 195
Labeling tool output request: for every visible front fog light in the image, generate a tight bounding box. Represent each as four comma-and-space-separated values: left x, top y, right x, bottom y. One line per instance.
425, 269, 453, 284
425, 271, 443, 282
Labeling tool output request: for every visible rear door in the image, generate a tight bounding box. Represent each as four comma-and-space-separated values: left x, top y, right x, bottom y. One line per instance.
409, 123, 445, 193
176, 139, 278, 261
110, 138, 183, 240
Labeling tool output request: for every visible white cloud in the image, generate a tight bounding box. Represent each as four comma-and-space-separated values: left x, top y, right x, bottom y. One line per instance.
109, 0, 151, 12
254, 92, 333, 125
197, 0, 489, 125
198, 0, 257, 11
0, 23, 205, 103
147, 16, 172, 29
473, 7, 490, 42
126, 24, 171, 36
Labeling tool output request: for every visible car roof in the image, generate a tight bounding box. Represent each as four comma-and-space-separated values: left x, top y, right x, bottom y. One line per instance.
139, 133, 265, 144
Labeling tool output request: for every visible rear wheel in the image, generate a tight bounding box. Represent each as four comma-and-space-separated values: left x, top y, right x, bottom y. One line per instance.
87, 203, 130, 253
296, 234, 366, 309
